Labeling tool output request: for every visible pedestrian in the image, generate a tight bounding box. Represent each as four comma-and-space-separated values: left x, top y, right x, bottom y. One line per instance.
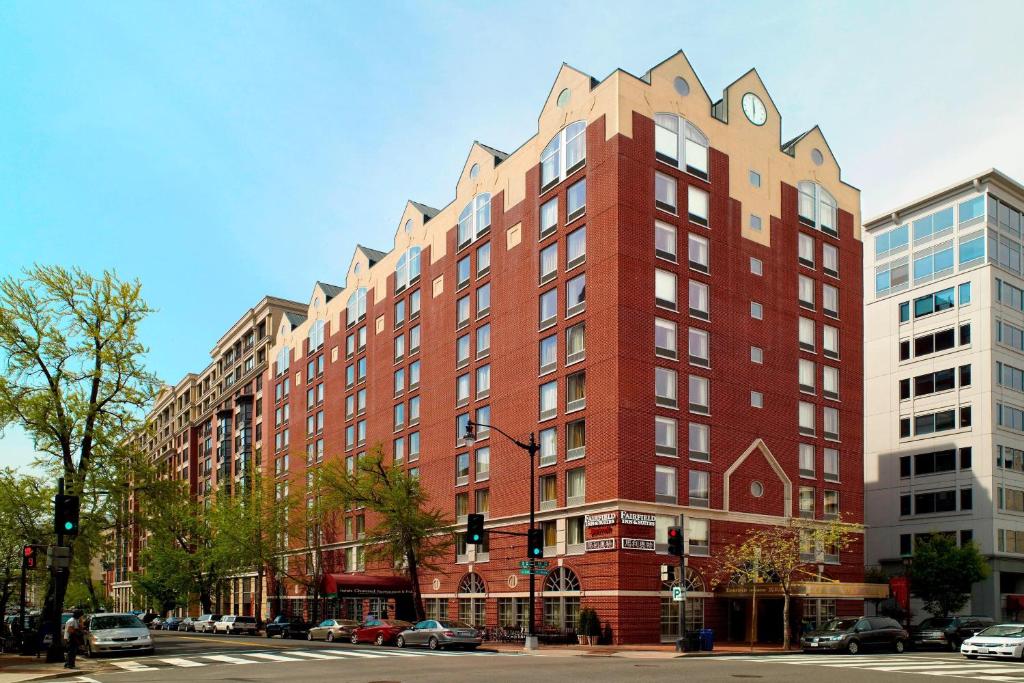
63, 609, 84, 669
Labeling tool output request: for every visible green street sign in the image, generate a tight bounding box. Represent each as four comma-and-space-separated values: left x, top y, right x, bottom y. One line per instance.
519, 568, 550, 576
519, 560, 551, 569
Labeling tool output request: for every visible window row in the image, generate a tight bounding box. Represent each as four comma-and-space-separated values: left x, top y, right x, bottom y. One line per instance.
454, 488, 491, 521
899, 488, 972, 516
539, 225, 587, 283
655, 417, 709, 461
538, 468, 587, 509
655, 368, 709, 414
344, 388, 368, 420
899, 365, 971, 400
344, 420, 368, 449
655, 221, 709, 273
798, 402, 841, 441
537, 420, 587, 465
540, 323, 585, 374
998, 445, 1024, 473
798, 317, 840, 358
797, 182, 838, 236
899, 324, 970, 361
345, 324, 370, 358
998, 403, 1024, 433
798, 487, 841, 519
539, 371, 587, 420
798, 360, 840, 399
391, 396, 422, 431
997, 278, 1024, 312
455, 242, 491, 290
454, 448, 493, 486
798, 444, 841, 482
458, 193, 492, 250
344, 357, 368, 388
655, 465, 709, 507
538, 274, 586, 329
899, 282, 971, 322
455, 365, 491, 405
899, 447, 972, 477
655, 173, 709, 226
540, 180, 587, 240
654, 113, 709, 179
655, 270, 709, 319
456, 324, 491, 368
392, 325, 422, 362
899, 406, 971, 438
798, 275, 840, 317
392, 432, 422, 464
797, 232, 839, 277
456, 283, 492, 329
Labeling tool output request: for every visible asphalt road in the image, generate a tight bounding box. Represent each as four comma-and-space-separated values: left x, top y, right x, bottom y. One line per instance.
61, 632, 1024, 683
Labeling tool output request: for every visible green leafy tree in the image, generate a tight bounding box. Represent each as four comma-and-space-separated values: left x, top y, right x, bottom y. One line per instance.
321, 445, 452, 622
710, 518, 860, 649
910, 534, 989, 617
0, 468, 53, 613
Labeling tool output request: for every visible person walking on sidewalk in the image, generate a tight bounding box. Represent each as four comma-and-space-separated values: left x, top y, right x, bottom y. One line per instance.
63, 609, 84, 669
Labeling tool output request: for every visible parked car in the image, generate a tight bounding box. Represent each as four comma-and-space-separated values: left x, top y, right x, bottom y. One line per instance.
177, 617, 195, 632
214, 615, 258, 635
306, 618, 360, 642
149, 617, 164, 630
911, 615, 994, 651
161, 616, 182, 631
801, 616, 908, 654
193, 614, 222, 633
396, 619, 482, 650
84, 613, 154, 658
264, 615, 311, 639
351, 618, 413, 646
962, 623, 1024, 659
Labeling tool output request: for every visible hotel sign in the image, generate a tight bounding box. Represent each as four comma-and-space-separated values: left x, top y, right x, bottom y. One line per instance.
620, 511, 656, 527
585, 538, 616, 552
621, 538, 656, 552
585, 513, 617, 527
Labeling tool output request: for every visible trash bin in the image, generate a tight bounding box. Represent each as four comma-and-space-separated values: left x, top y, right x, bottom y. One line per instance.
699, 628, 714, 651
685, 632, 702, 652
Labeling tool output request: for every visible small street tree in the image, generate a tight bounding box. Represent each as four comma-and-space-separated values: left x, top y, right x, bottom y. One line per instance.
910, 534, 989, 617
0, 468, 52, 613
321, 445, 452, 622
710, 518, 860, 650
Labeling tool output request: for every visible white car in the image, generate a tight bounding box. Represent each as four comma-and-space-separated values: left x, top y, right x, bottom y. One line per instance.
214, 615, 258, 635
84, 613, 153, 657
193, 614, 222, 633
962, 623, 1024, 659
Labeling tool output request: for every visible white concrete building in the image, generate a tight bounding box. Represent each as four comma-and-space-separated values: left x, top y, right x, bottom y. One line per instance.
865, 169, 1024, 621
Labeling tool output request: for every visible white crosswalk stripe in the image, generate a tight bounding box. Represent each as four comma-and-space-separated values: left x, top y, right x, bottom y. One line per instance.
244, 652, 306, 662
708, 654, 1024, 681
158, 657, 204, 667
109, 660, 157, 672
120, 646, 505, 671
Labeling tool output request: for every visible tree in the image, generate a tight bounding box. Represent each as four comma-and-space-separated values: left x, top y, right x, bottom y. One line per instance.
910, 534, 989, 617
0, 266, 158, 641
710, 518, 860, 650
0, 468, 52, 613
321, 445, 452, 622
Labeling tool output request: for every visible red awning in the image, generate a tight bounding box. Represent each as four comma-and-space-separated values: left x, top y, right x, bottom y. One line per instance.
321, 574, 413, 597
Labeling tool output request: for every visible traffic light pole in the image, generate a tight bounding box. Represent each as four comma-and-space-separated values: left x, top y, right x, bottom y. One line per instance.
45, 478, 68, 664
678, 551, 686, 652
18, 561, 26, 653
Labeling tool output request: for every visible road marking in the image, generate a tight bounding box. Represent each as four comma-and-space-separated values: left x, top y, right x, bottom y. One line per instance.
159, 657, 205, 667
109, 660, 158, 672
289, 650, 340, 659
245, 652, 306, 662
331, 649, 386, 658
921, 667, 1024, 675
201, 654, 251, 664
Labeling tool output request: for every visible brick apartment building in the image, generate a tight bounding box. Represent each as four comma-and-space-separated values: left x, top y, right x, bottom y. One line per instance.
262, 52, 884, 644
107, 296, 305, 612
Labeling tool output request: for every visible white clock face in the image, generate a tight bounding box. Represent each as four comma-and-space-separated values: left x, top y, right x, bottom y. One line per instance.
742, 92, 767, 126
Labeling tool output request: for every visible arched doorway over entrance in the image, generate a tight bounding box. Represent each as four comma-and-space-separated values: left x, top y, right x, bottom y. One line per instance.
543, 567, 581, 632
457, 572, 486, 627
660, 567, 708, 643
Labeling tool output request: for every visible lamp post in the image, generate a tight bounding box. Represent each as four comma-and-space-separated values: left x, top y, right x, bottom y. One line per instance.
463, 418, 540, 651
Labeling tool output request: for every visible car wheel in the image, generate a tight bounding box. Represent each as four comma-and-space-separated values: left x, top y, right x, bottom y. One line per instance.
965, 655, 978, 660
266, 630, 272, 638
464, 645, 478, 651
375, 633, 385, 646
894, 639, 905, 654
428, 637, 440, 651
396, 636, 405, 648
327, 632, 334, 643
847, 639, 860, 655
351, 633, 359, 644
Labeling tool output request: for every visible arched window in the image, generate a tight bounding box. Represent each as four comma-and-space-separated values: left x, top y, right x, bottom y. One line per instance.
543, 567, 581, 632
458, 194, 491, 250
457, 573, 486, 627
654, 114, 709, 180
307, 319, 325, 352
395, 247, 422, 293
275, 346, 290, 376
346, 287, 367, 327
540, 121, 586, 191
660, 568, 705, 641
798, 182, 838, 237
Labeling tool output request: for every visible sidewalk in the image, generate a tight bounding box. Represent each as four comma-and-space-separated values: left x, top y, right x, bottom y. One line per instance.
486, 642, 801, 659
0, 652, 102, 683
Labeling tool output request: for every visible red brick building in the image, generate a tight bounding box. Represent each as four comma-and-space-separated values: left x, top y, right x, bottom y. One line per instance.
265, 52, 878, 644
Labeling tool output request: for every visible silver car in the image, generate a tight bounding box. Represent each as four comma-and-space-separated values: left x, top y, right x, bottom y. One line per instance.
396, 619, 483, 650
193, 613, 222, 633
85, 613, 154, 657
214, 615, 258, 635
307, 618, 360, 642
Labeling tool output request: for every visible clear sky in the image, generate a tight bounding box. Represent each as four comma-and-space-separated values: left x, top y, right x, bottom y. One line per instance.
2, 0, 1023, 471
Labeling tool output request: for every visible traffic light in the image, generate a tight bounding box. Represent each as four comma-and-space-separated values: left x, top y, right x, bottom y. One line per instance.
54, 494, 80, 536
22, 544, 44, 570
467, 513, 486, 545
667, 526, 684, 557
527, 528, 544, 559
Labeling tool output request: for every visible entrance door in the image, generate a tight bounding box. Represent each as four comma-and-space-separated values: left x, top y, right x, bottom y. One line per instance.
757, 599, 784, 643
660, 598, 680, 643
728, 600, 747, 642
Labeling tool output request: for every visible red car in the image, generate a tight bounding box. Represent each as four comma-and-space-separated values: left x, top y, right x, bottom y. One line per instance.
350, 618, 412, 646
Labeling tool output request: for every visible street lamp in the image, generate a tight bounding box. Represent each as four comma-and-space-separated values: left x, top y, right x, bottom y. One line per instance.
463, 418, 540, 651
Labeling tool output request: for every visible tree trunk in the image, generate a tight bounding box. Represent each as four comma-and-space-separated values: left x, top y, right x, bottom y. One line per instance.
84, 576, 101, 612
200, 587, 212, 614
254, 566, 264, 623
406, 547, 425, 622
782, 592, 791, 650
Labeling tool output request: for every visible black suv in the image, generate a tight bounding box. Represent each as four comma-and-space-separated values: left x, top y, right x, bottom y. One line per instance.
911, 616, 994, 651
802, 616, 909, 654
264, 615, 310, 639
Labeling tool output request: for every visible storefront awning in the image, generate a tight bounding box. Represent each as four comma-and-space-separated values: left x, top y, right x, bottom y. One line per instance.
718, 582, 890, 600
321, 573, 413, 598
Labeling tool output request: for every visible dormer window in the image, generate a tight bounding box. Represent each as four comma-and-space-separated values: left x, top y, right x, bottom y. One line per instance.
346, 287, 367, 327
395, 247, 422, 293
458, 194, 491, 251
798, 182, 838, 237
540, 121, 586, 192
654, 114, 709, 180
307, 319, 325, 353
275, 346, 291, 376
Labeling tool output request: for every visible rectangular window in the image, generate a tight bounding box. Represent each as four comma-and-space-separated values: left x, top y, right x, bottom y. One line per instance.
799, 317, 816, 352
566, 178, 586, 222
566, 273, 586, 316
688, 375, 709, 414
688, 233, 709, 273
655, 465, 677, 504
394, 334, 405, 362
689, 422, 709, 461
475, 488, 490, 516
656, 269, 678, 311
799, 486, 815, 518
823, 490, 839, 519
566, 419, 586, 460
655, 172, 677, 213
655, 416, 677, 456
540, 197, 558, 239
566, 322, 585, 364
751, 346, 763, 364
567, 226, 586, 269
823, 243, 839, 277
823, 366, 839, 399
539, 335, 557, 375
688, 327, 709, 366
410, 289, 421, 318
655, 221, 677, 262
750, 391, 763, 408
655, 367, 678, 409
688, 470, 709, 507
476, 323, 489, 358
689, 280, 709, 319
476, 364, 490, 399
566, 468, 585, 505
750, 301, 763, 319
456, 295, 471, 329
540, 243, 558, 284
749, 170, 761, 187
457, 256, 471, 289
408, 361, 420, 390
539, 289, 557, 329
475, 447, 490, 482
799, 443, 815, 478
823, 284, 839, 318
750, 214, 762, 231
688, 518, 710, 556
456, 334, 470, 368
799, 275, 815, 309
456, 373, 470, 406
824, 406, 839, 440
539, 474, 557, 510
799, 401, 815, 436
688, 186, 709, 227
539, 380, 557, 420
823, 325, 839, 359
799, 359, 816, 393
798, 232, 815, 268
477, 242, 491, 277
455, 492, 468, 520
455, 452, 470, 486
566, 371, 586, 412
395, 299, 406, 327
750, 257, 763, 275
476, 283, 491, 317
539, 427, 557, 467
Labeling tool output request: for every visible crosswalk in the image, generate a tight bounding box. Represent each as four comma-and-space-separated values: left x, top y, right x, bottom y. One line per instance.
713, 654, 1024, 681
105, 646, 506, 672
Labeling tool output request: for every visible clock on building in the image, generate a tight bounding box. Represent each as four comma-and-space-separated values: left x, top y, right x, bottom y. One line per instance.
742, 92, 767, 126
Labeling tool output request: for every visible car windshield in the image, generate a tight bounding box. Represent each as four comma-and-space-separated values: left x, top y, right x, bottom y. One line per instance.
820, 618, 858, 632
440, 621, 476, 629
978, 625, 1024, 638
92, 615, 145, 631
918, 617, 955, 629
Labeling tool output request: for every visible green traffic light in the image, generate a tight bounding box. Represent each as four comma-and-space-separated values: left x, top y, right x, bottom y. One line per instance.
64, 521, 74, 531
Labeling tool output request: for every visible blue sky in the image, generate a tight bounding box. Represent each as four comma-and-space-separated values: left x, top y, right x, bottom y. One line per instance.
2, 0, 1023, 471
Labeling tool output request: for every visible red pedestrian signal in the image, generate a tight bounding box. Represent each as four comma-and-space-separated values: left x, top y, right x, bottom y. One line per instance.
22, 544, 44, 570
